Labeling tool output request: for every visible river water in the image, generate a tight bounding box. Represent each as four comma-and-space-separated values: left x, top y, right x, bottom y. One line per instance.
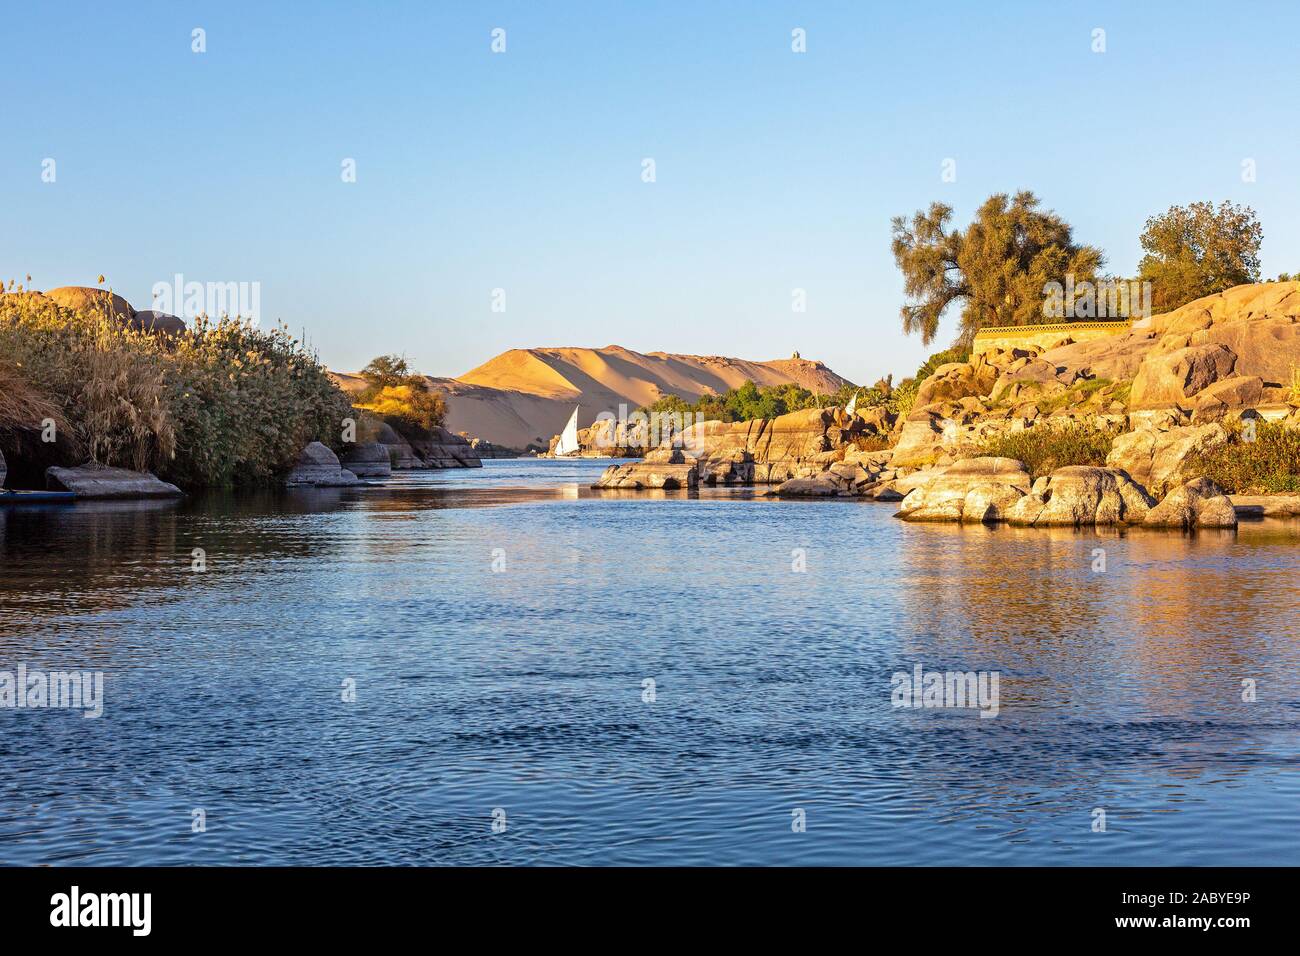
1, 459, 1297, 865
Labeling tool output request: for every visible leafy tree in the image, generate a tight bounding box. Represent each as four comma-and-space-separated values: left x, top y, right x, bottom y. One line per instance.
891, 191, 1104, 346
642, 380, 866, 424
358, 354, 411, 392
1137, 201, 1262, 312
355, 353, 446, 435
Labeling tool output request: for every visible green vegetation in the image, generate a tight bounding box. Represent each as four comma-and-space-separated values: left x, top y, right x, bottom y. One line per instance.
641, 380, 861, 423
1182, 421, 1300, 494
1011, 377, 1132, 416
0, 288, 353, 487
976, 423, 1114, 479
353, 354, 447, 438
642, 348, 975, 429
891, 191, 1104, 346
1138, 201, 1262, 312
888, 346, 971, 420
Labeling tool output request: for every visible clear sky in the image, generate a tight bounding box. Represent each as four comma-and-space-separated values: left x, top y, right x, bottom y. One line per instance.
5, 1, 1299, 386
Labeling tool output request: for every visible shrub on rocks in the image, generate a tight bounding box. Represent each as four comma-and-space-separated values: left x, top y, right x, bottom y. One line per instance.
1179, 421, 1300, 494
975, 422, 1114, 479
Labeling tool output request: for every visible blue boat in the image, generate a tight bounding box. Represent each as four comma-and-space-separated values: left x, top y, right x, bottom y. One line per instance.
0, 489, 77, 504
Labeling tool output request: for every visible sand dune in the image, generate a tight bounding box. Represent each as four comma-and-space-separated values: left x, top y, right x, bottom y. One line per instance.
336, 344, 853, 450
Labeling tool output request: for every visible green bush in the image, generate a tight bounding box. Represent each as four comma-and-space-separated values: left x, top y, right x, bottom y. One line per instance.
1182, 421, 1300, 494
641, 380, 863, 423
353, 353, 447, 439
976, 422, 1114, 478
164, 317, 355, 487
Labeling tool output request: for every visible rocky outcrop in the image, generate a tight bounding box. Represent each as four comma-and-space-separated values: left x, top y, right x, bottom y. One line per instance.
1021, 282, 1300, 412
547, 416, 650, 458
913, 358, 1001, 407
370, 422, 421, 469
46, 461, 184, 499
593, 446, 698, 490
680, 407, 891, 485
776, 450, 904, 499
1190, 375, 1263, 421
369, 422, 481, 469
129, 310, 187, 335
466, 436, 521, 459
1130, 343, 1238, 408
412, 427, 482, 468
1106, 422, 1230, 498
1006, 466, 1154, 526
1230, 494, 1300, 518
1143, 477, 1237, 529
894, 457, 1032, 522
28, 286, 187, 337
44, 286, 135, 322
285, 442, 360, 487
339, 441, 392, 478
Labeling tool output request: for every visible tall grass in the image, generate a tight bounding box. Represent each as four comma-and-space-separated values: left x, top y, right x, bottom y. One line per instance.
1182, 421, 1300, 494
0, 290, 353, 487
975, 422, 1114, 478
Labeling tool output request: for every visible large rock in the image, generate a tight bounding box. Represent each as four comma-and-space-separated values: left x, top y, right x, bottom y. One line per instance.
339, 441, 392, 478
1144, 477, 1237, 529
1130, 343, 1238, 408
1190, 375, 1263, 421
593, 455, 698, 490
679, 407, 873, 485
466, 436, 520, 459
371, 422, 422, 469
775, 474, 849, 497
1006, 466, 1154, 526
45, 461, 184, 499
129, 310, 187, 335
411, 426, 482, 468
1229, 494, 1300, 518
1106, 423, 1230, 498
913, 359, 1000, 407
1034, 328, 1159, 384
44, 286, 134, 322
894, 457, 1032, 523
285, 442, 360, 487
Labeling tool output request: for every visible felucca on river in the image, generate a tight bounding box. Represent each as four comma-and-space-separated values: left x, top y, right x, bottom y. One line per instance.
554, 406, 580, 456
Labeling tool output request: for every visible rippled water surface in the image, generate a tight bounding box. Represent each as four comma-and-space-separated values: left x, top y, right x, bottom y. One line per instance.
2, 459, 1298, 865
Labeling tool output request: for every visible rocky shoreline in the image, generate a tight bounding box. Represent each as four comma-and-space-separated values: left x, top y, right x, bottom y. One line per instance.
591, 283, 1300, 531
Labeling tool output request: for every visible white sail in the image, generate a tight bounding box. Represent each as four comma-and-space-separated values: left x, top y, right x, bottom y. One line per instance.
555, 406, 580, 456
845, 390, 860, 416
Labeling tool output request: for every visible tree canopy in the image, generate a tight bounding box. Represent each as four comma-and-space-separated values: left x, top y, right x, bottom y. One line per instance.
1137, 201, 1262, 312
356, 354, 446, 434
891, 191, 1104, 346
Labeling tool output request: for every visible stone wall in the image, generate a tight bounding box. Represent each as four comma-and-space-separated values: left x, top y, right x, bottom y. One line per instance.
971, 320, 1133, 357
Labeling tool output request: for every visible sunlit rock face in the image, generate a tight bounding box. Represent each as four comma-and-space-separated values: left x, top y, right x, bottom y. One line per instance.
1106, 423, 1230, 498
1006, 466, 1154, 527
894, 457, 1032, 523
1144, 477, 1238, 529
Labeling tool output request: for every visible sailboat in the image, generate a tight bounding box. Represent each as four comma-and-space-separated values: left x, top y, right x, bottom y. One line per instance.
845, 390, 861, 416
554, 405, 580, 456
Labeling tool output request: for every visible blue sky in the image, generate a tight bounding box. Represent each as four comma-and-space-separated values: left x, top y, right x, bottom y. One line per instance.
4, 1, 1299, 386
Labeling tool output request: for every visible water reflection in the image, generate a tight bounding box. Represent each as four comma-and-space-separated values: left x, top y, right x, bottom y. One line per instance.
1, 462, 1298, 865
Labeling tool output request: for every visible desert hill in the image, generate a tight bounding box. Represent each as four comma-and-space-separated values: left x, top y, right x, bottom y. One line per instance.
335, 345, 853, 450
